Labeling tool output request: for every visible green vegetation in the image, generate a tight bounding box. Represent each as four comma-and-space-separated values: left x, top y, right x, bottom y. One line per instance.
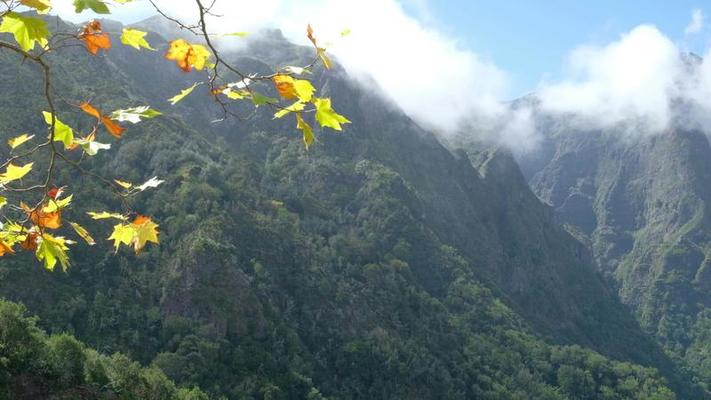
0, 9, 705, 400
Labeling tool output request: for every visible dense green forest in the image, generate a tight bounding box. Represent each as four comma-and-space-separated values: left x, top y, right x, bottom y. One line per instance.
0, 10, 709, 400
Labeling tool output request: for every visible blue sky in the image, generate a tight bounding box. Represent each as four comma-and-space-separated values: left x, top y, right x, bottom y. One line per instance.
406, 1, 710, 95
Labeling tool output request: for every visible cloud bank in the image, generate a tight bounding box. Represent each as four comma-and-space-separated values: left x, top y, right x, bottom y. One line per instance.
49, 2, 711, 150
52, 0, 509, 133
536, 22, 711, 136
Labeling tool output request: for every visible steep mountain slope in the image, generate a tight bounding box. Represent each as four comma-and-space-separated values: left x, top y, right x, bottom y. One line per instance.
0, 17, 701, 398
517, 106, 711, 391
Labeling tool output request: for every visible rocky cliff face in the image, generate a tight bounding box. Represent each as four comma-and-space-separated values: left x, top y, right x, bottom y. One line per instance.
517, 108, 711, 390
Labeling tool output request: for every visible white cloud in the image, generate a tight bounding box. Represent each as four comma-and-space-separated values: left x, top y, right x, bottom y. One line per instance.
49, 0, 510, 134
685, 8, 704, 35
538, 25, 683, 133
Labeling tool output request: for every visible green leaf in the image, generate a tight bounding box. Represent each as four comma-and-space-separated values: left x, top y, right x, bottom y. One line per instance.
120, 28, 154, 50
73, 0, 110, 13
42, 111, 74, 148
168, 83, 200, 105
35, 233, 70, 271
0, 12, 49, 52
313, 98, 350, 131
250, 92, 278, 106
0, 196, 6, 210
110, 106, 162, 123
296, 113, 315, 149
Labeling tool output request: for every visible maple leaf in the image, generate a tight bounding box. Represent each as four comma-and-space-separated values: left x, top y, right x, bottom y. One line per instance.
0, 241, 14, 256
273, 75, 298, 99
80, 102, 125, 138
8, 133, 34, 150
0, 12, 49, 52
73, 0, 109, 14
87, 211, 127, 220
274, 101, 306, 119
20, 232, 38, 251
313, 98, 351, 131
0, 162, 33, 183
20, 0, 52, 14
296, 112, 315, 149
110, 106, 161, 124
22, 202, 62, 230
69, 222, 95, 245
47, 186, 64, 200
131, 215, 159, 255
306, 24, 332, 69
108, 223, 135, 253
165, 39, 210, 72
168, 83, 200, 105
35, 233, 70, 271
80, 20, 111, 55
73, 132, 111, 156
120, 28, 154, 50
42, 111, 74, 148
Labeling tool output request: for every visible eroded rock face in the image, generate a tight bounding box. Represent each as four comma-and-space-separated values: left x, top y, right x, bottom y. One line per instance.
518, 110, 711, 386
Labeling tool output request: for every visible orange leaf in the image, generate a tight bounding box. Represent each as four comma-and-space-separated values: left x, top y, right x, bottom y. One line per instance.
101, 116, 125, 138
21, 232, 38, 251
47, 186, 64, 200
272, 75, 297, 99
80, 102, 125, 138
307, 24, 317, 47
80, 102, 101, 119
22, 203, 62, 230
0, 241, 14, 256
80, 20, 111, 55
165, 39, 210, 72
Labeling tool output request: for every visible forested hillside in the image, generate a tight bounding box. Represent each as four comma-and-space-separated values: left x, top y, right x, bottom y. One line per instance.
510, 93, 711, 393
0, 16, 704, 399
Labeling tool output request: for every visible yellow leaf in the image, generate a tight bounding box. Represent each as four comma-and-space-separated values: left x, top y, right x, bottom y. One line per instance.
274, 101, 305, 119
114, 179, 133, 189
35, 233, 70, 271
20, 0, 52, 13
42, 194, 73, 213
69, 222, 95, 245
131, 215, 159, 255
0, 12, 49, 52
108, 223, 134, 253
0, 162, 33, 183
87, 211, 127, 221
295, 113, 314, 149
313, 98, 350, 131
165, 39, 210, 72
169, 83, 201, 105
120, 28, 154, 50
8, 133, 34, 150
